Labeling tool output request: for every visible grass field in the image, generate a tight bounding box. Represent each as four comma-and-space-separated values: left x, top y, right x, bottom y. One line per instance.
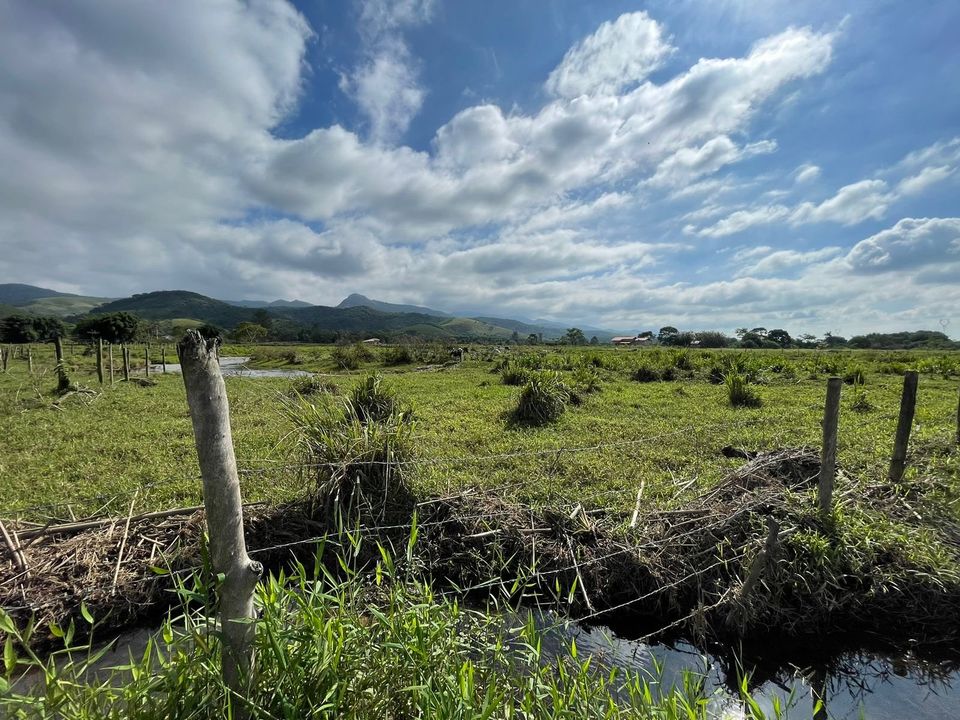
1, 341, 957, 521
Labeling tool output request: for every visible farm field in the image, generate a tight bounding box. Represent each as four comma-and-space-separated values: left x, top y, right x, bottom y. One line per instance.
0, 342, 958, 520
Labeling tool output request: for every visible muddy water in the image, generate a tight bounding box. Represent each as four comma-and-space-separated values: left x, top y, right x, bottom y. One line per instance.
151, 356, 312, 378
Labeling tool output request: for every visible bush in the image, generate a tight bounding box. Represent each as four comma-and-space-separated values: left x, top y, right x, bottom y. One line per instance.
707, 365, 726, 384
632, 364, 660, 383
570, 365, 602, 395
670, 349, 693, 371
332, 342, 375, 370
500, 361, 532, 386
659, 366, 677, 382
514, 371, 570, 425
726, 372, 762, 408
349, 373, 411, 424
382, 346, 414, 366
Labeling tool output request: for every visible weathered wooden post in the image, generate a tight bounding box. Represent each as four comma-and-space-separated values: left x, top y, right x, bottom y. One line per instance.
122, 345, 130, 381
54, 335, 70, 393
96, 338, 104, 384
161, 345, 167, 373
144, 345, 150, 378
888, 371, 919, 483
819, 377, 842, 516
109, 344, 115, 385
1, 346, 7, 372
26, 345, 33, 373
178, 331, 262, 704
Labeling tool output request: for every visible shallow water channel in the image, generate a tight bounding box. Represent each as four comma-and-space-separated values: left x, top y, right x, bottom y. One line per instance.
14, 615, 959, 718
151, 355, 312, 378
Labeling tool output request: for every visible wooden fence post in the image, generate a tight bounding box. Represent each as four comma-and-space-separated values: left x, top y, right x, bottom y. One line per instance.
27, 345, 33, 374
1, 346, 7, 372
54, 336, 70, 393
145, 345, 150, 378
178, 331, 262, 703
888, 371, 919, 483
122, 345, 130, 381
161, 345, 167, 373
819, 377, 842, 516
109, 344, 115, 385
96, 338, 104, 384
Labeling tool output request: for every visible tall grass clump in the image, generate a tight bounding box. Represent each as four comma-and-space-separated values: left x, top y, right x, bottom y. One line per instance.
514, 370, 570, 425
0, 548, 770, 719
331, 342, 375, 370
500, 360, 533, 386
284, 374, 415, 517
726, 372, 762, 408
632, 363, 660, 383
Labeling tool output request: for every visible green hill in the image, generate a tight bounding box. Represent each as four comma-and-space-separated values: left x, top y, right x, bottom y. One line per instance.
91, 291, 258, 328
336, 293, 451, 318
19, 295, 111, 317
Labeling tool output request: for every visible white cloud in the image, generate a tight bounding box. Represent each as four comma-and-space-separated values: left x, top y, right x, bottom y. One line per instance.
340, 0, 434, 143
545, 12, 674, 98
794, 163, 820, 183
790, 178, 892, 224
846, 217, 960, 273
693, 205, 790, 237
734, 247, 842, 277
896, 165, 954, 196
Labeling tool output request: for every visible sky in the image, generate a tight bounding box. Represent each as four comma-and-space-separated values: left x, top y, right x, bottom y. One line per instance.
1, 0, 958, 336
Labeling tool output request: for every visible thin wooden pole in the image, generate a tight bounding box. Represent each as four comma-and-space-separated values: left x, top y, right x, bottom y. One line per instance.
178, 331, 262, 705
889, 371, 919, 483
54, 335, 69, 393
145, 345, 150, 378
109, 344, 115, 385
819, 377, 842, 516
1, 346, 7, 372
96, 338, 104, 384
162, 345, 167, 373
122, 345, 130, 381
26, 345, 33, 373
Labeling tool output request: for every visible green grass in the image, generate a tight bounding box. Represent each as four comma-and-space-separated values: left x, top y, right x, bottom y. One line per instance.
0, 343, 957, 520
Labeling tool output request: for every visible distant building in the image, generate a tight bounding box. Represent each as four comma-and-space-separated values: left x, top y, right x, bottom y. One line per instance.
361, 338, 382, 345
611, 335, 654, 346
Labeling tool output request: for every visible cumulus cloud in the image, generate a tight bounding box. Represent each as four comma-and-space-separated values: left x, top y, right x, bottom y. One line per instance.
546, 12, 674, 98
794, 163, 821, 183
846, 217, 960, 273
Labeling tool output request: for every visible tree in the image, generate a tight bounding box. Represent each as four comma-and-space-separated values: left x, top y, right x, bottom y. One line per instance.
735, 328, 749, 340
658, 326, 679, 343
766, 329, 792, 347
564, 328, 588, 346
75, 312, 140, 344
527, 333, 539, 345
233, 322, 269, 343
252, 309, 273, 329
750, 327, 768, 337
0, 315, 39, 343
638, 330, 654, 339
32, 316, 65, 341
589, 336, 599, 345
694, 331, 730, 348
510, 330, 520, 344
822, 332, 847, 348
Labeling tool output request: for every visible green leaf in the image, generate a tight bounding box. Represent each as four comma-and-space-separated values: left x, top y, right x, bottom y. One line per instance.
4, 636, 16, 673
80, 602, 94, 626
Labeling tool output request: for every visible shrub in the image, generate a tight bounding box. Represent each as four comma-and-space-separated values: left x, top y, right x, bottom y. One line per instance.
670, 349, 693, 371
570, 365, 602, 395
632, 364, 660, 383
726, 372, 762, 408
500, 361, 532, 386
850, 380, 873, 412
707, 365, 726, 384
514, 371, 570, 425
659, 366, 677, 382
382, 346, 414, 366
332, 342, 374, 370
284, 350, 304, 365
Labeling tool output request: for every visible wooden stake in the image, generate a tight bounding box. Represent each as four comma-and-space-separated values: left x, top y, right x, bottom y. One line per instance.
819, 377, 842, 516
111, 491, 139, 593
54, 335, 70, 393
1, 346, 7, 372
145, 345, 150, 378
630, 480, 646, 528
109, 343, 115, 385
96, 338, 104, 384
162, 345, 167, 373
0, 518, 28, 578
122, 345, 130, 381
178, 331, 262, 703
889, 371, 919, 483
27, 345, 33, 373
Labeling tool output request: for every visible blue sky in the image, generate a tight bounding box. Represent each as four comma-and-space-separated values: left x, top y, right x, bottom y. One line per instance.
0, 0, 958, 335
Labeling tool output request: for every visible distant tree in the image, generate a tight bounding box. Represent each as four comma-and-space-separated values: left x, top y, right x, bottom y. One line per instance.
738, 332, 764, 349
749, 327, 768, 338
510, 330, 520, 344
798, 333, 817, 348
694, 331, 730, 348
638, 330, 654, 339
75, 312, 140, 344
658, 326, 679, 343
0, 315, 39, 343
766, 328, 793, 347
564, 328, 588, 346
822, 332, 847, 348
734, 328, 749, 340
527, 333, 539, 345
233, 322, 269, 343
252, 309, 273, 329
589, 336, 599, 345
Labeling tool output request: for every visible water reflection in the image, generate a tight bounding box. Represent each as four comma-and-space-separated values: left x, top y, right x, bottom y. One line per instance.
533, 612, 960, 719
151, 356, 312, 378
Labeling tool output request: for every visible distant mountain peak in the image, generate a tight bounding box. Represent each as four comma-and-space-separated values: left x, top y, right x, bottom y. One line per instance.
337, 293, 451, 318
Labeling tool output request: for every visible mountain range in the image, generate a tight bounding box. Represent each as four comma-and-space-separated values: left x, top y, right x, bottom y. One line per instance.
0, 284, 619, 342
